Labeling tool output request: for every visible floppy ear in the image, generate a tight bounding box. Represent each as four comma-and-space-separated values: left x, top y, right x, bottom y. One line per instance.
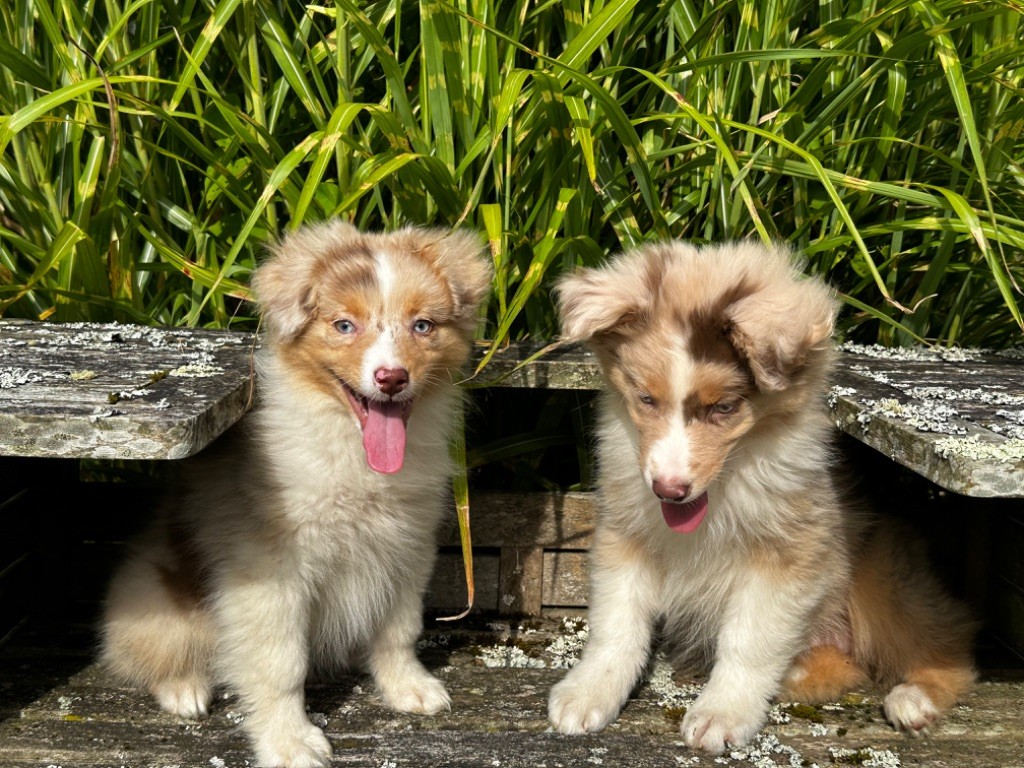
420, 229, 493, 327
251, 221, 361, 341
556, 252, 661, 344
725, 272, 839, 392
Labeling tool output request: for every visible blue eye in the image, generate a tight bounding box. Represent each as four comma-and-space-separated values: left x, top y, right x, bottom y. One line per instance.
639, 393, 655, 406
334, 319, 356, 334
412, 319, 434, 334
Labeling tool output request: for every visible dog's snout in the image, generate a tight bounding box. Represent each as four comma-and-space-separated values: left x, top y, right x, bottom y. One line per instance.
374, 367, 409, 396
652, 478, 691, 502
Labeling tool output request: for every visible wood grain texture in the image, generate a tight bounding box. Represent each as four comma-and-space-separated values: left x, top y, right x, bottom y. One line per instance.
473, 341, 1024, 498
3, 320, 1022, 496
0, 320, 255, 460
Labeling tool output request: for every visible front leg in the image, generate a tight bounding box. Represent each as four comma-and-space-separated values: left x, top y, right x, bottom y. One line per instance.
549, 529, 661, 734
368, 581, 450, 715
214, 572, 331, 768
681, 567, 826, 754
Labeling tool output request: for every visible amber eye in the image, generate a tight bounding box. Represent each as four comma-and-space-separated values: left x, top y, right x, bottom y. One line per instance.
412, 319, 434, 335
333, 319, 357, 335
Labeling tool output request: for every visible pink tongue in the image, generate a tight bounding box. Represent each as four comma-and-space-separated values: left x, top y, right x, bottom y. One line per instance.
363, 400, 407, 474
660, 491, 709, 533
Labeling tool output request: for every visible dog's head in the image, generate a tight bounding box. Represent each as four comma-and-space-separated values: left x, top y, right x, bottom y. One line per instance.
252, 222, 491, 474
557, 241, 838, 533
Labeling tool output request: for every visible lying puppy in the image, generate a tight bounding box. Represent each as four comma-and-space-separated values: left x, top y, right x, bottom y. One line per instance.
101, 223, 491, 768
549, 241, 975, 753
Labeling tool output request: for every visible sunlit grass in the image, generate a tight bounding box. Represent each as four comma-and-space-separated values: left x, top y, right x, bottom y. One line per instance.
2, 0, 1022, 346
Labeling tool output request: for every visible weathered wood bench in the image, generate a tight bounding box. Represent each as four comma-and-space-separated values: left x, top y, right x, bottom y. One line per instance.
2, 320, 1023, 636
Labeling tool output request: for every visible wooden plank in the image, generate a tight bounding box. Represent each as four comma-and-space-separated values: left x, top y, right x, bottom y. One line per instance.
0, 320, 255, 460
5, 320, 1022, 496
497, 546, 544, 616
541, 550, 589, 608
426, 550, 499, 611
832, 345, 1024, 497
440, 491, 595, 549
478, 341, 1024, 498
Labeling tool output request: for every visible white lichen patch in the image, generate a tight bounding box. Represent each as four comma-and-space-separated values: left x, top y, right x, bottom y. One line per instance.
827, 747, 901, 767
906, 386, 1024, 408
827, 386, 857, 409
109, 387, 152, 402
809, 722, 829, 737
841, 343, 981, 363
850, 364, 892, 386
647, 658, 703, 708
0, 366, 63, 389
726, 733, 816, 768
994, 347, 1024, 360
56, 694, 78, 714
545, 617, 589, 669
475, 644, 546, 669
934, 435, 1024, 463
169, 363, 225, 378
18, 321, 249, 352
989, 410, 1024, 440
858, 398, 968, 435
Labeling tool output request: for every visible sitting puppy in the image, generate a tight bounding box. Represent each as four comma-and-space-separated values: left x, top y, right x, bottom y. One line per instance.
101, 223, 491, 768
548, 241, 975, 753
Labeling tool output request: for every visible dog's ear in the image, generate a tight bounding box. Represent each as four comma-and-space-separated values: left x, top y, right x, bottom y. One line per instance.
724, 263, 839, 392
419, 229, 493, 327
556, 250, 665, 344
252, 221, 361, 341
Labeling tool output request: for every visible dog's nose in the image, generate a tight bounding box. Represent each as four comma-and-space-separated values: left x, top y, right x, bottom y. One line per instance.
652, 478, 691, 502
374, 367, 409, 396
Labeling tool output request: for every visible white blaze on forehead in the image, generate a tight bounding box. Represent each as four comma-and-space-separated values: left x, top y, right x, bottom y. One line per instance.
643, 343, 696, 486
360, 252, 403, 394
374, 251, 398, 301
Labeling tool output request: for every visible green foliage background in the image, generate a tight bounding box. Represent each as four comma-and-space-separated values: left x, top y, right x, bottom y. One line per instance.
2, 0, 1023, 349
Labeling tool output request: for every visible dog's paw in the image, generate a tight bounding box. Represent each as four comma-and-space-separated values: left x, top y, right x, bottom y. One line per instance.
680, 695, 766, 754
253, 720, 332, 768
152, 677, 212, 719
380, 672, 451, 715
884, 683, 939, 736
548, 673, 623, 735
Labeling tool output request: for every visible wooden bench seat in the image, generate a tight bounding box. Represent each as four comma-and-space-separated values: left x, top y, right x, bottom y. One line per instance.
2, 320, 1023, 623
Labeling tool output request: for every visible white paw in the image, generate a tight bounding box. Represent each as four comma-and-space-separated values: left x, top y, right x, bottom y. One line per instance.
680, 694, 766, 754
548, 672, 624, 735
884, 683, 939, 735
153, 677, 211, 719
253, 720, 332, 768
379, 672, 451, 715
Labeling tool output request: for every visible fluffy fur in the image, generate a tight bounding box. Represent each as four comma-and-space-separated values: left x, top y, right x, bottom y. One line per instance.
100, 222, 491, 768
548, 241, 975, 754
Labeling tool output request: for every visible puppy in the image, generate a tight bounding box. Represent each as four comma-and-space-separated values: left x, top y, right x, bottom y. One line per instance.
548, 241, 975, 753
101, 223, 491, 768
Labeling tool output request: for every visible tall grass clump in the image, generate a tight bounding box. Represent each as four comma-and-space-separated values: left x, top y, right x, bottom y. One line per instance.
1, 0, 1022, 347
